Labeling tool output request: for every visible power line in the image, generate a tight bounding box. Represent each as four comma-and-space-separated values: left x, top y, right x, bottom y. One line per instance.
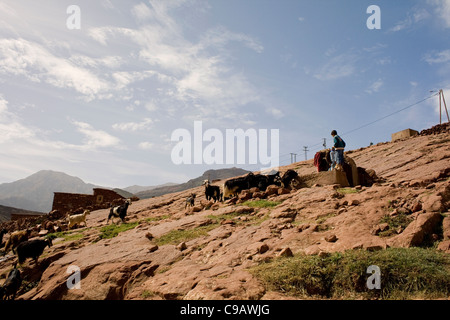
341, 93, 437, 137
221, 92, 439, 170
297, 92, 438, 157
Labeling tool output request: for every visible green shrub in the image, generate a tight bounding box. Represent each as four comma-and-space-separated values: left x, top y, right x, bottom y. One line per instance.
336, 188, 359, 194
241, 200, 281, 208
378, 213, 414, 237
250, 247, 450, 299
154, 223, 219, 246
99, 222, 139, 239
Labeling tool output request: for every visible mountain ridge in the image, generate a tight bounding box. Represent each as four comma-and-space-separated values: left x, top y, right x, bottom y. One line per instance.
135, 167, 250, 199
0, 168, 250, 217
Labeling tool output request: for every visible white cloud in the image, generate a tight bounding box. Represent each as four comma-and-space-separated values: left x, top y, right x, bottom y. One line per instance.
314, 54, 357, 81
424, 49, 450, 64
112, 118, 154, 132
428, 0, 450, 28
87, 5, 263, 124
0, 95, 36, 143
138, 141, 154, 150
131, 3, 154, 21
0, 38, 111, 100
72, 120, 121, 149
266, 107, 284, 119
366, 79, 384, 94
389, 7, 431, 32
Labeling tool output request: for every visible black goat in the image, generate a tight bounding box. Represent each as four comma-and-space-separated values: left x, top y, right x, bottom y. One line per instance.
0, 264, 22, 300
280, 169, 299, 188
108, 199, 131, 224
16, 238, 53, 265
203, 180, 221, 203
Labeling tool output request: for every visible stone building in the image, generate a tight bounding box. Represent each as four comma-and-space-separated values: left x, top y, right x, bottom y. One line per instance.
52, 188, 124, 214
391, 128, 419, 142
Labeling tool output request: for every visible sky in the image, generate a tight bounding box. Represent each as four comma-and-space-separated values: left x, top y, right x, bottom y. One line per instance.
0, 0, 449, 188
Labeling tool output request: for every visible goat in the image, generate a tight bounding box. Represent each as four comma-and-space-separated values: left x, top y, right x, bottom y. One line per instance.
280, 169, 299, 188
203, 180, 221, 203
107, 199, 131, 224
185, 193, 196, 209
0, 264, 22, 300
0, 229, 6, 246
67, 210, 90, 230
223, 173, 254, 200
3, 229, 31, 254
16, 238, 53, 265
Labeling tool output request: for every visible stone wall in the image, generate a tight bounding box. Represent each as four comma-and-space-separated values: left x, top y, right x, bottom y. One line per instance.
52, 188, 124, 215
391, 128, 419, 142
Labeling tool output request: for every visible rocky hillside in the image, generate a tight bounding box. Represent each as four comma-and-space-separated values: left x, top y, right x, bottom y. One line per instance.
0, 124, 449, 300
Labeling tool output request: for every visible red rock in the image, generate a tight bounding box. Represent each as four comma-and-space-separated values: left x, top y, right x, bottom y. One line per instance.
422, 194, 444, 212
265, 185, 279, 196
278, 247, 293, 257
258, 243, 269, 254
388, 212, 443, 247
325, 234, 338, 242
442, 216, 450, 240
278, 188, 291, 195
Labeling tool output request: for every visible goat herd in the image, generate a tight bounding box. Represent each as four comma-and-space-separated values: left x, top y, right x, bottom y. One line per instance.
0, 199, 133, 300
186, 170, 299, 209
0, 170, 298, 300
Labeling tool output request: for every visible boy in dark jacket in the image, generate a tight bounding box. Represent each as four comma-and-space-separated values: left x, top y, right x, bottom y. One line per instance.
331, 130, 345, 171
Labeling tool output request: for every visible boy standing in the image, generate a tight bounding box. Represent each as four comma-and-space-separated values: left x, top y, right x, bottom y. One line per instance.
331, 130, 345, 171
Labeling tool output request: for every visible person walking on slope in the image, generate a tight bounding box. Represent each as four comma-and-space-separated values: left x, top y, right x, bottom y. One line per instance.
331, 130, 346, 171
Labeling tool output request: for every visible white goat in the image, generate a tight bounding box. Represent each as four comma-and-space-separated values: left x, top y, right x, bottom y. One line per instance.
67, 210, 90, 230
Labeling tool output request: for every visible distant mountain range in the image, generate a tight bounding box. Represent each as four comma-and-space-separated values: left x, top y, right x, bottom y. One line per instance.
0, 168, 250, 217
0, 170, 101, 213
0, 204, 44, 223
122, 183, 178, 195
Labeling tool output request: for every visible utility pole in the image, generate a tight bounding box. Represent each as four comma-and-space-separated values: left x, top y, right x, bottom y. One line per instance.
439, 89, 449, 124
303, 146, 309, 161
322, 138, 327, 149
290, 153, 297, 164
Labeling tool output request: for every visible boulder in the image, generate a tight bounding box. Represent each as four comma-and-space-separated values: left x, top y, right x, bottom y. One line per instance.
277, 188, 291, 195
278, 247, 294, 257
442, 215, 450, 240
388, 212, 443, 247
437, 240, 450, 254
325, 234, 338, 243
270, 207, 297, 220
422, 195, 444, 213
177, 242, 187, 251
238, 190, 252, 201
265, 185, 279, 197
252, 191, 266, 199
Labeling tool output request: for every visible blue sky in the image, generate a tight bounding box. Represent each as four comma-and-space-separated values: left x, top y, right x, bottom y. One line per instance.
0, 0, 449, 188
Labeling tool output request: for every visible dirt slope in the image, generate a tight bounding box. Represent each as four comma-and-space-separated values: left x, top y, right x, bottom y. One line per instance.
1, 124, 449, 300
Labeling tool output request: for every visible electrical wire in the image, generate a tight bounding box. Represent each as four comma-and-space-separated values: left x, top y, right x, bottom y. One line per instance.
220, 92, 439, 171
